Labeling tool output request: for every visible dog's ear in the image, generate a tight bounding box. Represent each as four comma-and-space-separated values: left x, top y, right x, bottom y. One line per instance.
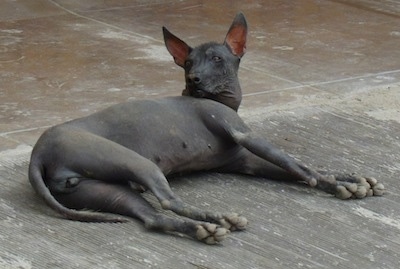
224, 12, 247, 58
163, 27, 192, 68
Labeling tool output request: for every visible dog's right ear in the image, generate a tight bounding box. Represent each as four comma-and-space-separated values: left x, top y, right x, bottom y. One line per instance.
163, 27, 192, 68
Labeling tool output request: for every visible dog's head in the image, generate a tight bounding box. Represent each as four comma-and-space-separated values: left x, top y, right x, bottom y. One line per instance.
163, 13, 247, 111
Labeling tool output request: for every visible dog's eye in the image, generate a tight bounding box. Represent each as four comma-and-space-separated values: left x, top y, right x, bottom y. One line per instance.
212, 56, 222, 62
184, 60, 192, 68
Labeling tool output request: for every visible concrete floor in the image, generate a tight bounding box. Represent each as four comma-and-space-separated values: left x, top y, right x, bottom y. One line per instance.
1, 0, 400, 268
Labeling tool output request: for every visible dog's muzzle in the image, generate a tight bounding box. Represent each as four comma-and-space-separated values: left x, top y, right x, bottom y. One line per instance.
184, 87, 211, 98
193, 88, 206, 98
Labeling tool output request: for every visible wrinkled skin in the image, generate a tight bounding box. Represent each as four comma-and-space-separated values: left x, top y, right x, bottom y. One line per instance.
29, 13, 384, 244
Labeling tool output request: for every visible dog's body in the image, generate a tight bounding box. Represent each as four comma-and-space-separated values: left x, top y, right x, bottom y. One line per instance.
29, 13, 384, 244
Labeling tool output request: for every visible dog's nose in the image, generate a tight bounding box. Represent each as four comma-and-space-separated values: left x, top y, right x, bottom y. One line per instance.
187, 73, 201, 84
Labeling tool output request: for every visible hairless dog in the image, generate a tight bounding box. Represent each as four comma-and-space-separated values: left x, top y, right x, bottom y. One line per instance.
29, 13, 384, 244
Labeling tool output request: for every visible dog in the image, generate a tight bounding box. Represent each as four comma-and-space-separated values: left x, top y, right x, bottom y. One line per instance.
29, 13, 384, 244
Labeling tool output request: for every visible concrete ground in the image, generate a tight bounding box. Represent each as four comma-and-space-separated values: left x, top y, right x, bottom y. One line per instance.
1, 0, 400, 268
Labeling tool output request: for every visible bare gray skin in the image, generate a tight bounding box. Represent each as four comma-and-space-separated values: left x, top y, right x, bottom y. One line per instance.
28, 13, 384, 244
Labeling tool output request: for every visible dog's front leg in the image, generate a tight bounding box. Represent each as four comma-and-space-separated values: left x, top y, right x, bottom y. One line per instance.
231, 131, 384, 199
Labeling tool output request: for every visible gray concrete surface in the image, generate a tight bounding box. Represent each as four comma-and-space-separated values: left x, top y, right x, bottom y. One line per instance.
1, 0, 400, 268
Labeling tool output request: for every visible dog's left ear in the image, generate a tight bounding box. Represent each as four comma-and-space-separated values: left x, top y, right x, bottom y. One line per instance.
163, 27, 192, 68
224, 12, 247, 58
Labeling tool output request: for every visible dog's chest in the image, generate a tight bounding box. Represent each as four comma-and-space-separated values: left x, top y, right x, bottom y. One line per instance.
150, 127, 238, 175
121, 119, 237, 174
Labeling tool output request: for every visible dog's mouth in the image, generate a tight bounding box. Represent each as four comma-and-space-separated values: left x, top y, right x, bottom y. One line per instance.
183, 87, 211, 98
192, 88, 207, 98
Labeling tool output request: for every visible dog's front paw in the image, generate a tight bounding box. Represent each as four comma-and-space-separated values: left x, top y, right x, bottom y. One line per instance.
333, 174, 385, 200
196, 223, 229, 244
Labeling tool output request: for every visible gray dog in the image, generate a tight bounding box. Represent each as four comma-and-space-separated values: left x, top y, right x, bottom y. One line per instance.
29, 13, 384, 244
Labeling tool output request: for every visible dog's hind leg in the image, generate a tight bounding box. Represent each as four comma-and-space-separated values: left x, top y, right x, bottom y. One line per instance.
54, 179, 229, 244
134, 169, 248, 231
42, 127, 247, 231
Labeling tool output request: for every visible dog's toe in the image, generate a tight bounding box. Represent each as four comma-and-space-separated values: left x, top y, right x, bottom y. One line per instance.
218, 213, 248, 231
196, 223, 229, 244
372, 182, 385, 196
334, 174, 384, 199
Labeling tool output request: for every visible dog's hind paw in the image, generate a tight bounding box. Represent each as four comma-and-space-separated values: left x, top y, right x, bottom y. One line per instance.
196, 223, 229, 244
218, 213, 248, 231
333, 174, 385, 200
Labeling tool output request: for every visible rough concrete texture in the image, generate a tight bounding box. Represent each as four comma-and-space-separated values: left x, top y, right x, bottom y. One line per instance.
1, 0, 400, 268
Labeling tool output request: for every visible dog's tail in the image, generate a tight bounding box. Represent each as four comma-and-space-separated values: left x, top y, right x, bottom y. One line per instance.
28, 157, 128, 223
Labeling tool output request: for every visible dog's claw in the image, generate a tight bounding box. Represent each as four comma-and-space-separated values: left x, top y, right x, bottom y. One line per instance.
196, 223, 229, 244
218, 213, 248, 231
